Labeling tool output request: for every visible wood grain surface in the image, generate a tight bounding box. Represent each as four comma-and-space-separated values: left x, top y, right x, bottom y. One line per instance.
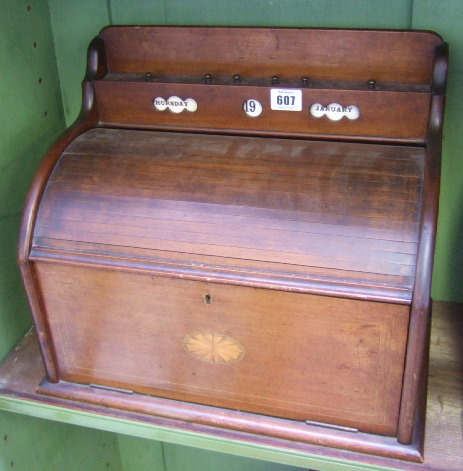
0, 301, 460, 470
99, 27, 441, 84
33, 262, 409, 436
90, 27, 442, 140
33, 128, 423, 302
94, 81, 431, 141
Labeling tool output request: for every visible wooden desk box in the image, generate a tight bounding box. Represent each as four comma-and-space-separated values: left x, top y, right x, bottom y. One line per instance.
19, 27, 448, 461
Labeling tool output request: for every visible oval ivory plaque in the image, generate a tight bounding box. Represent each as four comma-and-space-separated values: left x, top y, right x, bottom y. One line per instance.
153, 96, 198, 113
182, 332, 245, 364
310, 102, 360, 121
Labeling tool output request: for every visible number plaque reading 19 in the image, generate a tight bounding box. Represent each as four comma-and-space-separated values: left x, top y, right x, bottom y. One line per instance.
270, 89, 302, 111
243, 99, 263, 117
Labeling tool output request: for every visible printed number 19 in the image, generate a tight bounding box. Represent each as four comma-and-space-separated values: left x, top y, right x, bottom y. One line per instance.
243, 99, 262, 117
244, 100, 256, 113
276, 95, 295, 106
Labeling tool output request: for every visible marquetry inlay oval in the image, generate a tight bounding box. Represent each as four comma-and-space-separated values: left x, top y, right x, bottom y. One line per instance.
182, 331, 245, 364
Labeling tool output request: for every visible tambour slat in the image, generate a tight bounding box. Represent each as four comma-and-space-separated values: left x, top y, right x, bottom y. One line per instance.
35, 128, 424, 300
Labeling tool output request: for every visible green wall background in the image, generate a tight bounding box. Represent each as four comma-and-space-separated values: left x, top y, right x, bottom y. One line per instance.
1, 0, 462, 469
0, 0, 64, 363
0, 1, 122, 470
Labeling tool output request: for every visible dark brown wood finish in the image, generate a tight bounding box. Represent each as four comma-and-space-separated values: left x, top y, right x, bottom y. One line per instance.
397, 43, 449, 444
1, 301, 462, 469
90, 27, 442, 141
32, 128, 424, 302
17, 26, 448, 461
33, 262, 409, 436
38, 378, 421, 462
99, 27, 441, 83
94, 81, 431, 141
17, 36, 106, 383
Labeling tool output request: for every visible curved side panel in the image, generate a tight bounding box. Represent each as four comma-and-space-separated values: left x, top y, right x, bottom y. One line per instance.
18, 117, 95, 382
17, 36, 105, 382
397, 43, 448, 444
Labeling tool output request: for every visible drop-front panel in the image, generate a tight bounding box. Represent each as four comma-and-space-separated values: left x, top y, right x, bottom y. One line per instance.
35, 263, 409, 436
